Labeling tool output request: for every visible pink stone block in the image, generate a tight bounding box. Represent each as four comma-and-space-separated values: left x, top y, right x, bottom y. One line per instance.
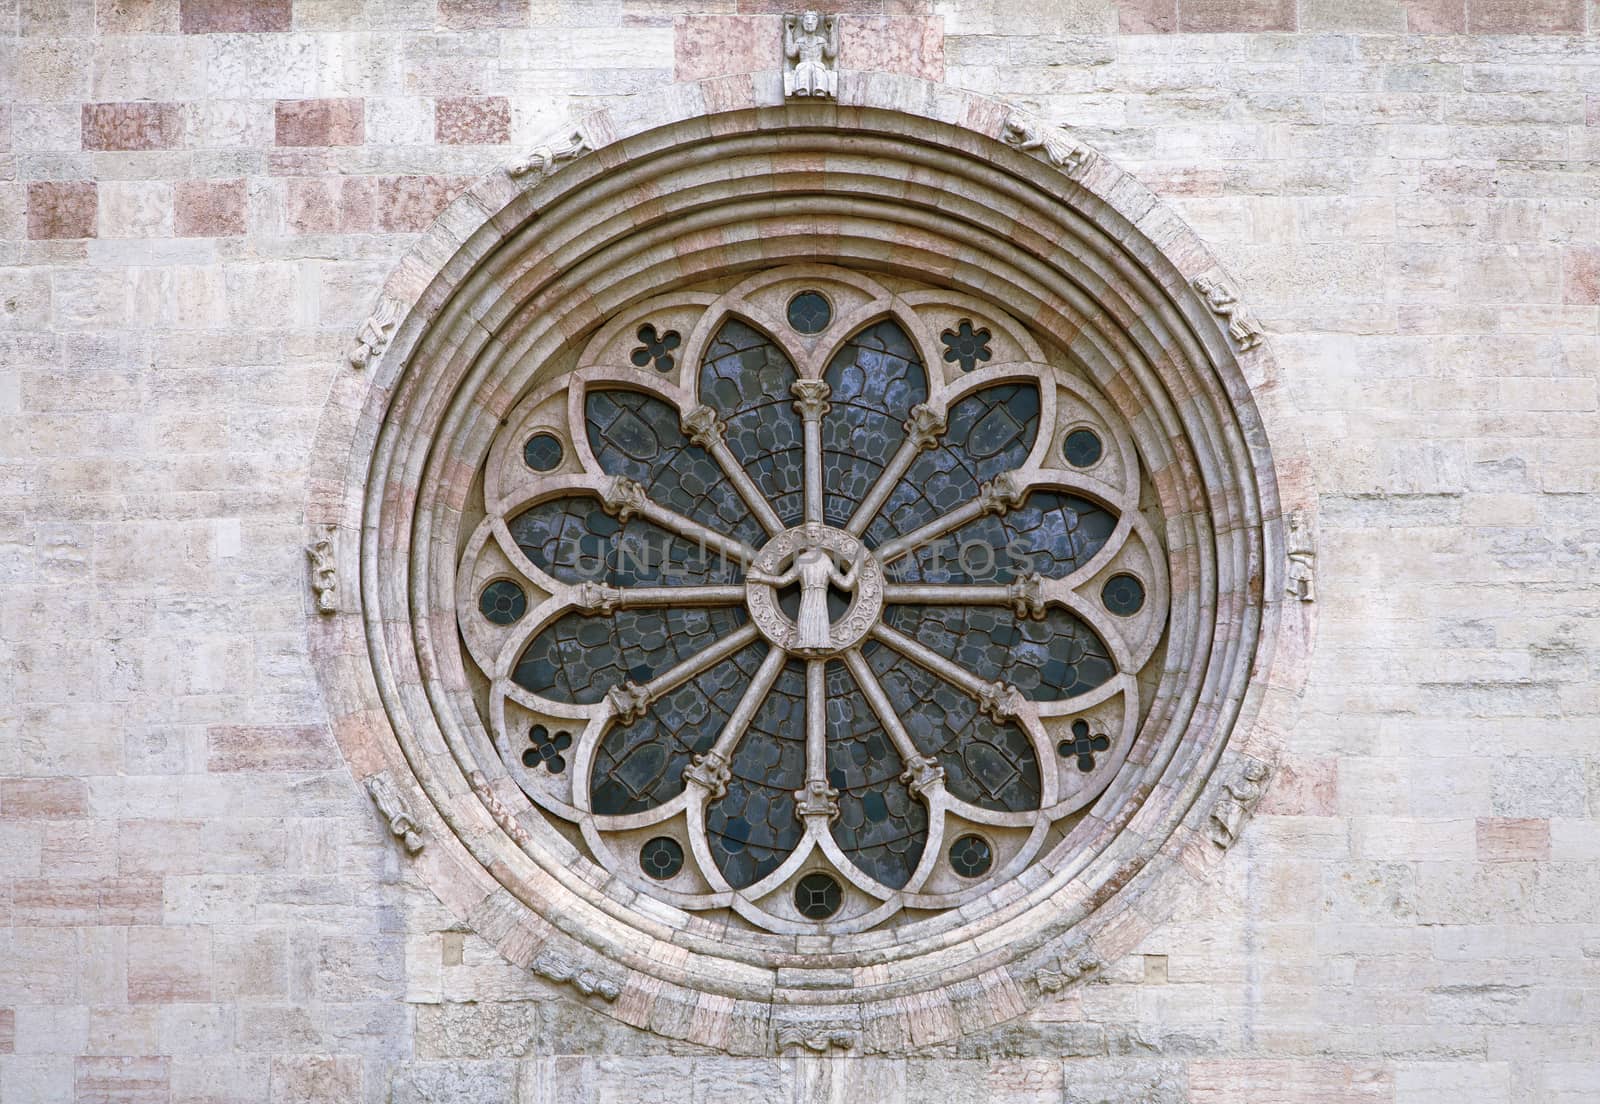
1118, 0, 1177, 32
735, 0, 934, 12
377, 175, 473, 233
97, 0, 181, 34
1468, 0, 1583, 32
175, 179, 247, 237
74, 1056, 170, 1104
1, 777, 89, 818
127, 928, 212, 1003
842, 15, 944, 82
1190, 1060, 1393, 1103
179, 0, 290, 32
1258, 757, 1338, 817
285, 177, 377, 234
436, 97, 512, 146
205, 724, 341, 771
675, 13, 942, 82
274, 99, 365, 148
1180, 0, 1296, 32
26, 182, 98, 241
0, 1008, 12, 1054
1403, 0, 1466, 32
1562, 245, 1600, 305
82, 103, 183, 152
1476, 818, 1551, 862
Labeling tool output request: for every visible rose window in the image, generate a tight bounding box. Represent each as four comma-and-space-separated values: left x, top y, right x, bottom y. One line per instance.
457, 266, 1168, 934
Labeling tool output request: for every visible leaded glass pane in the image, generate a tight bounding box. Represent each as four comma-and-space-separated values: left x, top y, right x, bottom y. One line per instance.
706, 658, 807, 888
509, 496, 743, 585
882, 604, 1115, 701
821, 320, 928, 527
824, 660, 926, 889
886, 491, 1118, 584
699, 320, 806, 526
513, 606, 747, 704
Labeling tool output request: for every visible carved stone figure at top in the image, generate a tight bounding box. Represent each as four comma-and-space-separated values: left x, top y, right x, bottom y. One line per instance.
784, 11, 839, 99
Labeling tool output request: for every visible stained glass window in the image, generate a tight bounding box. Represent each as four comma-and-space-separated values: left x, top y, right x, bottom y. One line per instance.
459, 268, 1168, 933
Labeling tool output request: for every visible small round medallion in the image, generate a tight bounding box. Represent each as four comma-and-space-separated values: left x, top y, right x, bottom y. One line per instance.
745, 524, 884, 657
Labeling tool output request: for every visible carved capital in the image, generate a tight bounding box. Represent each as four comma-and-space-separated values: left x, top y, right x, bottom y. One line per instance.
683, 750, 733, 800
365, 772, 425, 854
793, 779, 841, 823
903, 402, 946, 450
575, 582, 622, 615
606, 680, 652, 724
790, 378, 832, 421
978, 471, 1027, 516
680, 404, 725, 451
1007, 572, 1047, 619
898, 754, 946, 798
1208, 760, 1271, 849
977, 680, 1026, 724
306, 529, 337, 615
508, 130, 589, 179
1192, 273, 1264, 351
600, 475, 649, 522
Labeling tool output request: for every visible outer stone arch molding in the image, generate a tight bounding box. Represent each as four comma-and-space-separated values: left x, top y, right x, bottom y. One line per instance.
306, 71, 1317, 1055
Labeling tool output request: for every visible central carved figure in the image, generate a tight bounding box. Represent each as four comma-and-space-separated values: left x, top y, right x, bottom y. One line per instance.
745, 523, 885, 657
749, 532, 858, 650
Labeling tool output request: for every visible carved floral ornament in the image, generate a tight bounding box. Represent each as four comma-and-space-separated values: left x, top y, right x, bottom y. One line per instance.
307, 78, 1315, 1054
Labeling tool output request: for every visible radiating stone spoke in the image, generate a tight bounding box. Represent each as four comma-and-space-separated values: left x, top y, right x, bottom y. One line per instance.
882, 573, 1047, 619
791, 380, 830, 525
873, 469, 1029, 566
573, 582, 746, 613
607, 623, 762, 725
845, 402, 945, 537
794, 658, 840, 823
869, 621, 1026, 722
841, 650, 945, 799
681, 404, 787, 536
682, 644, 786, 801
600, 474, 757, 567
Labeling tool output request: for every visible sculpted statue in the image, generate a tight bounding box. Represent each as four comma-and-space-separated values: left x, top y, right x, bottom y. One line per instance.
784, 11, 839, 99
748, 525, 857, 650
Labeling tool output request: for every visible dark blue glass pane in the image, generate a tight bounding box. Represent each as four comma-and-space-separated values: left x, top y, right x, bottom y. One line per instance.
585, 388, 764, 547
639, 836, 684, 879
1063, 428, 1102, 468
793, 872, 841, 918
511, 606, 747, 704
523, 433, 563, 471
786, 291, 832, 334
882, 604, 1115, 702
948, 834, 992, 877
508, 496, 743, 586
823, 660, 925, 889
864, 641, 1041, 813
1102, 573, 1146, 616
864, 383, 1040, 546
699, 320, 806, 526
821, 320, 928, 528
707, 658, 806, 888
885, 492, 1117, 584
479, 579, 527, 624
590, 640, 769, 815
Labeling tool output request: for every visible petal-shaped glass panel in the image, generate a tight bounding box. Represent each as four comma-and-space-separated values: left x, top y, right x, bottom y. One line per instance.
883, 604, 1114, 701
585, 388, 765, 547
512, 607, 747, 704
886, 492, 1118, 584
824, 660, 926, 889
707, 658, 806, 888
698, 320, 806, 526
864, 383, 1041, 546
864, 642, 1040, 812
509, 496, 744, 586
590, 640, 771, 816
822, 320, 928, 527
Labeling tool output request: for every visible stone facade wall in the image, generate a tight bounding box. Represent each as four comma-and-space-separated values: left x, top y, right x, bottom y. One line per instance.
2, 1, 1598, 1102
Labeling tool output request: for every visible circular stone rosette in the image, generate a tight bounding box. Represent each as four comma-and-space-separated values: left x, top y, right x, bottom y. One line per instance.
307, 77, 1315, 1055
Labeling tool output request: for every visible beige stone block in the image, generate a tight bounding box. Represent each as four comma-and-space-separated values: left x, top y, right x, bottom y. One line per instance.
97, 181, 174, 240
127, 926, 213, 1004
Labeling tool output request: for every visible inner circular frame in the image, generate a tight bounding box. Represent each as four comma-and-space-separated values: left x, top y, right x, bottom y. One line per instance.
307, 79, 1313, 1055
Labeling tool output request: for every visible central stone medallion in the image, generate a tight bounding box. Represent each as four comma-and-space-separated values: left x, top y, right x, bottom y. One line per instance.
745, 523, 885, 657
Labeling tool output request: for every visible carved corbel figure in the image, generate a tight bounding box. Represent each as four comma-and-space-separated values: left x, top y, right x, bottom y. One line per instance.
977, 680, 1026, 724
1285, 510, 1315, 602
899, 754, 945, 798
348, 296, 401, 370
606, 680, 652, 724
783, 11, 839, 99
600, 475, 649, 522
903, 402, 946, 450
306, 528, 337, 614
531, 952, 622, 1002
775, 1024, 857, 1053
1007, 573, 1047, 619
683, 750, 733, 800
507, 130, 589, 179
1033, 944, 1104, 994
1208, 760, 1271, 848
1001, 114, 1097, 180
365, 772, 425, 854
1192, 273, 1265, 351
978, 470, 1027, 515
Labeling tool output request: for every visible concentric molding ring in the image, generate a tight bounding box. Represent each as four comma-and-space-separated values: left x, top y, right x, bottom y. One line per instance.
306, 72, 1317, 1054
